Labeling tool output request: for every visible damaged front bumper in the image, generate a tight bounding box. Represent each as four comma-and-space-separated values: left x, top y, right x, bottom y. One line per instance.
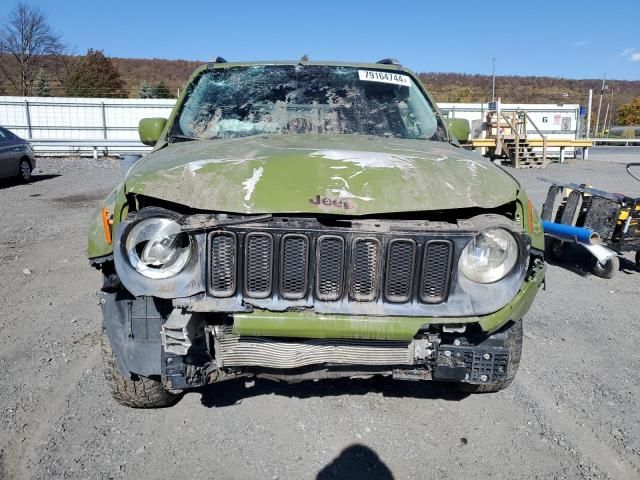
233, 262, 546, 340
230, 256, 544, 339
101, 259, 545, 391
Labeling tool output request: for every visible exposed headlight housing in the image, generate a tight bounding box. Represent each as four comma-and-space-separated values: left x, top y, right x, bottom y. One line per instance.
125, 217, 192, 279
459, 228, 519, 283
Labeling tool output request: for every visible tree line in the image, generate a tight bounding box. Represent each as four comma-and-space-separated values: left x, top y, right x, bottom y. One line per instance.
1, 2, 639, 124
0, 3, 179, 99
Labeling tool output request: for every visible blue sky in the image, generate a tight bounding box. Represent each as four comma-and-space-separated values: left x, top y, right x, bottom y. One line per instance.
1, 0, 639, 80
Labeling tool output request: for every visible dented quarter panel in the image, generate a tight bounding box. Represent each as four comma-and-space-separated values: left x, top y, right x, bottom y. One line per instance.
124, 134, 519, 215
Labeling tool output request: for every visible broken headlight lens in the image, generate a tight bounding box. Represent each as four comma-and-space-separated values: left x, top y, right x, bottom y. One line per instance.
459, 228, 518, 283
125, 218, 192, 279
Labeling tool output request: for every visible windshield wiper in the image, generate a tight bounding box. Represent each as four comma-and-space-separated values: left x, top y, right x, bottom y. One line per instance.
170, 133, 203, 143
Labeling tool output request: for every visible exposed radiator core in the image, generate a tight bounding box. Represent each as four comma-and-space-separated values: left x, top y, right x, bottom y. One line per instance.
215, 334, 413, 369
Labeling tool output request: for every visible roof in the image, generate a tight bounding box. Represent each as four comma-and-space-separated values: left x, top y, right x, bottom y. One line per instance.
199, 59, 413, 73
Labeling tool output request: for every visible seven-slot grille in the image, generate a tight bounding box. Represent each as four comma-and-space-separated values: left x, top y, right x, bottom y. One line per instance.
208, 231, 453, 304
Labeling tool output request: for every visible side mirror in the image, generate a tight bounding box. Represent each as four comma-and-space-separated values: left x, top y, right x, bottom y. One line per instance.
446, 118, 470, 143
139, 118, 167, 146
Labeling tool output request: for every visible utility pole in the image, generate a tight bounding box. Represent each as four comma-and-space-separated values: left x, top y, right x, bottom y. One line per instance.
601, 86, 615, 137
586, 89, 593, 137
594, 74, 606, 136
585, 88, 593, 160
602, 101, 610, 137
491, 57, 496, 102
609, 88, 615, 132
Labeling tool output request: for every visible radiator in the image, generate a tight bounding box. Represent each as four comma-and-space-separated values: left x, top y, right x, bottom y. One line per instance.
215, 334, 413, 369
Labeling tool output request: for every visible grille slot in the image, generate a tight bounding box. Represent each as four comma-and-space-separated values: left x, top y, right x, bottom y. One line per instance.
209, 232, 237, 297
316, 235, 345, 301
350, 238, 381, 302
280, 234, 309, 299
420, 240, 452, 303
244, 233, 273, 298
385, 239, 416, 303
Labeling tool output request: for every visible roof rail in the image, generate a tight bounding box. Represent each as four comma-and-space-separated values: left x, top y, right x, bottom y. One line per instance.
376, 58, 401, 66
208, 57, 228, 69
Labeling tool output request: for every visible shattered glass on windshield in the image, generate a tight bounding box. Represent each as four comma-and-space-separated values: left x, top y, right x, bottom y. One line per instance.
175, 65, 447, 141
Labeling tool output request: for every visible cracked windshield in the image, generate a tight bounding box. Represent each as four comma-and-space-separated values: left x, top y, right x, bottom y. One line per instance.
174, 65, 447, 141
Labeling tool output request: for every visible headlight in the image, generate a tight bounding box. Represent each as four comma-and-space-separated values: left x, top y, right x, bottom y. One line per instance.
125, 217, 192, 279
459, 228, 518, 283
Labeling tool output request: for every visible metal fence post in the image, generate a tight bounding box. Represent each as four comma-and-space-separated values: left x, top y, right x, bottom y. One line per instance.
101, 102, 108, 157
101, 102, 108, 140
24, 100, 32, 139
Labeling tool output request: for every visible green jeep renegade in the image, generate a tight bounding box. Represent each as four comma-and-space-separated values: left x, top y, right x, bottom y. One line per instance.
88, 59, 546, 408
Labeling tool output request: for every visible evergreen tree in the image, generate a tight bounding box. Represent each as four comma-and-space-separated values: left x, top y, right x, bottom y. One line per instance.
152, 81, 172, 99
64, 49, 127, 98
138, 81, 154, 98
34, 68, 51, 97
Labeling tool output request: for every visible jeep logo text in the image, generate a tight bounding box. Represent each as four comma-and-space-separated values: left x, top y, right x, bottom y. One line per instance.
309, 195, 354, 209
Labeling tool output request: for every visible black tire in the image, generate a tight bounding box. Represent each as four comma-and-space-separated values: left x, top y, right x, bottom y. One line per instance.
458, 319, 523, 393
635, 251, 640, 269
18, 159, 32, 182
101, 327, 179, 408
592, 255, 619, 279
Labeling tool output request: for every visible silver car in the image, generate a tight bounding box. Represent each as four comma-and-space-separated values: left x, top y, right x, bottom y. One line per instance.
0, 126, 36, 182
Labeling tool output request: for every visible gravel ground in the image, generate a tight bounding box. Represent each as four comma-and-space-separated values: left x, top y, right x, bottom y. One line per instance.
0, 151, 639, 480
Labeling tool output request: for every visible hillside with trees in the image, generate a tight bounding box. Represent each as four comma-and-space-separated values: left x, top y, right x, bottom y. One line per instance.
3, 54, 639, 105
418, 72, 639, 106
0, 53, 201, 98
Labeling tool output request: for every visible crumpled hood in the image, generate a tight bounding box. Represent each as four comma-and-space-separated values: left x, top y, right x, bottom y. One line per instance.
125, 134, 519, 215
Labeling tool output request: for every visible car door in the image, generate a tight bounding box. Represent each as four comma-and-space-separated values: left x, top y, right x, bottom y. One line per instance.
0, 128, 19, 178
0, 128, 15, 177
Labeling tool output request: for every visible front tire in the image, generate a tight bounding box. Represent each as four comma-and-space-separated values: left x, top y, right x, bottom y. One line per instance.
592, 256, 619, 279
101, 327, 179, 408
458, 319, 523, 393
18, 159, 32, 182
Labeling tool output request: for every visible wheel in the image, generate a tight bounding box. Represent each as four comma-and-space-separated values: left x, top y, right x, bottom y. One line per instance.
18, 159, 32, 182
548, 238, 570, 261
635, 251, 640, 269
592, 256, 619, 279
458, 319, 523, 393
101, 327, 179, 408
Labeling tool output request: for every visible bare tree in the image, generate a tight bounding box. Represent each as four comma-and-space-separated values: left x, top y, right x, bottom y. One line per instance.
0, 3, 65, 96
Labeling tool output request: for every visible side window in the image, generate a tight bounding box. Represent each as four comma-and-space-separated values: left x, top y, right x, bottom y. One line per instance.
0, 129, 8, 143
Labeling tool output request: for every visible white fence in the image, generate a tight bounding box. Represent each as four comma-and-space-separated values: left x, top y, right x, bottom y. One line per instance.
0, 96, 580, 157
0, 96, 175, 155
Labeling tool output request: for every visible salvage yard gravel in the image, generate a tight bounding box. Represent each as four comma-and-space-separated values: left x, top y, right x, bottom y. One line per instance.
0, 154, 638, 479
